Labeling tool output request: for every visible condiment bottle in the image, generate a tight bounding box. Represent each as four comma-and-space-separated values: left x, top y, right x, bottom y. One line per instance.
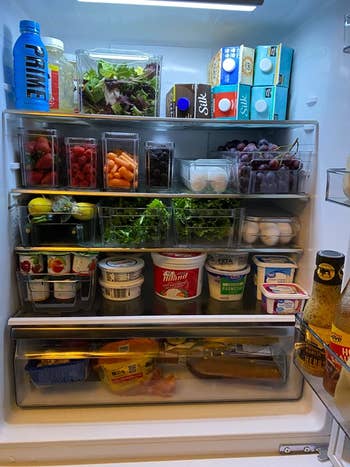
324, 278, 350, 395
298, 250, 345, 376
42, 37, 74, 112
13, 20, 49, 111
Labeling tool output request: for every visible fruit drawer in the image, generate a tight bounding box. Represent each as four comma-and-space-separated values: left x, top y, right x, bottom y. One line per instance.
17, 271, 96, 313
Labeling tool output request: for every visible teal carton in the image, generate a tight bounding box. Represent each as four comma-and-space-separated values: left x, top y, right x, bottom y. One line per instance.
253, 44, 293, 87
250, 86, 288, 120
212, 84, 250, 120
209, 45, 255, 86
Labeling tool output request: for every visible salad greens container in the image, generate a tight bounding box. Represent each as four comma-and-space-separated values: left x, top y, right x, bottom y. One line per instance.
76, 49, 161, 116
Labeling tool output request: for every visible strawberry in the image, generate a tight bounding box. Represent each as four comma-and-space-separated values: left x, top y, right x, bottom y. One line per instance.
20, 260, 31, 273
71, 145, 85, 157
83, 163, 92, 174
41, 172, 56, 185
25, 141, 36, 153
27, 170, 43, 185
78, 155, 87, 166
35, 153, 53, 170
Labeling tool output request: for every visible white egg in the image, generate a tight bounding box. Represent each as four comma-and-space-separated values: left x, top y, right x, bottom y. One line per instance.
277, 222, 293, 244
189, 167, 208, 192
260, 223, 280, 246
243, 221, 259, 244
208, 167, 229, 193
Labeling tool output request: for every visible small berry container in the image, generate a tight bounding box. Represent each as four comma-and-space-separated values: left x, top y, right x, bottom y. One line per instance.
65, 137, 98, 189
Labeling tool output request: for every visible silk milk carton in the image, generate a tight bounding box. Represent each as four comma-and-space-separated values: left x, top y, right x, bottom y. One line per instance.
209, 45, 255, 86
250, 85, 288, 120
166, 84, 211, 119
212, 84, 250, 120
253, 44, 293, 87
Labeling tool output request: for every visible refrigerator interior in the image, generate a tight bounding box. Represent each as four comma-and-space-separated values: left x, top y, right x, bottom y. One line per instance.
0, 0, 349, 464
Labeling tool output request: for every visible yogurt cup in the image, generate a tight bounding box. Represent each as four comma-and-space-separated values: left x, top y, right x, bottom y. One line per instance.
99, 276, 144, 301
260, 283, 309, 314
252, 255, 298, 300
18, 253, 44, 274
72, 253, 98, 275
54, 279, 77, 302
98, 256, 144, 282
151, 252, 207, 300
27, 279, 50, 302
206, 263, 250, 301
46, 253, 71, 275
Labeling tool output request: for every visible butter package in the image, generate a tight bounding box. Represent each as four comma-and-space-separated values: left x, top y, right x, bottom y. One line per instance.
250, 85, 288, 120
166, 84, 211, 118
253, 44, 293, 87
212, 84, 250, 120
209, 45, 255, 86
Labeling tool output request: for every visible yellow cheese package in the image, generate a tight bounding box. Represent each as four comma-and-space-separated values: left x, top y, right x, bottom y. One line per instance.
96, 338, 159, 394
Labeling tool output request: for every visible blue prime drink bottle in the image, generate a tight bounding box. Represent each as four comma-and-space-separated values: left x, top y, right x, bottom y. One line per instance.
13, 20, 49, 111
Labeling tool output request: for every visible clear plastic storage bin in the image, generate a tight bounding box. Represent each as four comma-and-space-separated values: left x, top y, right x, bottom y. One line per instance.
17, 205, 97, 247
65, 137, 98, 189
19, 129, 59, 188
102, 132, 139, 191
180, 159, 235, 193
145, 141, 174, 190
17, 271, 96, 313
242, 215, 299, 247
76, 49, 161, 116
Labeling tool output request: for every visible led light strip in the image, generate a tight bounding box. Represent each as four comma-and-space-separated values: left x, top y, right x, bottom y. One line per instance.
77, 0, 259, 12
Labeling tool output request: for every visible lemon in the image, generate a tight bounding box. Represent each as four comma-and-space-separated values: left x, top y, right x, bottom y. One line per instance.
72, 202, 95, 221
28, 197, 53, 216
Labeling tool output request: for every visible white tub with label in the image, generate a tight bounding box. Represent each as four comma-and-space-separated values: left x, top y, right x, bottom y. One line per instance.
260, 283, 309, 314
99, 276, 144, 301
205, 263, 250, 301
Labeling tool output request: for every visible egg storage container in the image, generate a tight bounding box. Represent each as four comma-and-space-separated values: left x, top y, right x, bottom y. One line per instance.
98, 256, 144, 282
102, 132, 139, 191
76, 49, 161, 116
260, 283, 309, 314
179, 159, 235, 194
19, 129, 59, 188
242, 215, 299, 247
145, 141, 174, 190
65, 137, 98, 189
252, 255, 298, 300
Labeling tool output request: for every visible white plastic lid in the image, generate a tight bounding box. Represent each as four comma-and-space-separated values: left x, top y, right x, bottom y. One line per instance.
151, 252, 207, 267
260, 57, 273, 73
218, 98, 231, 112
205, 263, 250, 276
253, 255, 297, 268
42, 36, 64, 51
222, 58, 236, 73
99, 276, 144, 289
255, 99, 268, 113
260, 283, 309, 299
98, 256, 144, 273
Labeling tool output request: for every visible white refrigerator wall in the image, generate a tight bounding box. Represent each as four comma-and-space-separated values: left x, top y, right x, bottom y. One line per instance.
286, 0, 350, 283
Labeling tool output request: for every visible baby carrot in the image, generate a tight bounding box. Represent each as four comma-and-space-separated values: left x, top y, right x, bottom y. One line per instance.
119, 166, 134, 182
109, 178, 131, 188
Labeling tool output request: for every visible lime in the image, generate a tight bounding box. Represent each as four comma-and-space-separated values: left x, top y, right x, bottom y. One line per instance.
28, 197, 53, 216
72, 202, 95, 221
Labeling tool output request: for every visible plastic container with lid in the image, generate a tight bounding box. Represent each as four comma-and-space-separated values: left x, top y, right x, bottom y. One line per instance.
252, 255, 298, 300
260, 283, 309, 314
98, 256, 144, 282
179, 159, 234, 193
207, 252, 248, 272
206, 263, 250, 301
242, 215, 299, 246
64, 53, 79, 113
151, 252, 206, 300
42, 36, 74, 112
99, 276, 144, 301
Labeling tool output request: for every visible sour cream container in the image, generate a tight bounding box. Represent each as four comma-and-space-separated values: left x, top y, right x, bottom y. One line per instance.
99, 276, 144, 301
98, 256, 144, 282
252, 255, 298, 300
205, 263, 250, 301
151, 252, 207, 300
260, 283, 309, 314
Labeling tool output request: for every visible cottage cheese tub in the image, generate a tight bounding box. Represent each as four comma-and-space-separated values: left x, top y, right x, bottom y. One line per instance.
261, 283, 309, 314
252, 255, 298, 300
98, 256, 144, 282
206, 264, 250, 301
99, 276, 144, 301
151, 253, 207, 300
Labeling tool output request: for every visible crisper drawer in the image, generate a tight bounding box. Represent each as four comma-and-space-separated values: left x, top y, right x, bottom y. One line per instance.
14, 326, 303, 408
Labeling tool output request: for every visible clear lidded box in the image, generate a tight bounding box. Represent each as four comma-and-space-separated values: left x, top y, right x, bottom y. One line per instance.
76, 48, 161, 116
19, 129, 59, 188
65, 137, 98, 189
242, 215, 299, 247
180, 159, 234, 193
102, 132, 139, 191
145, 141, 174, 190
